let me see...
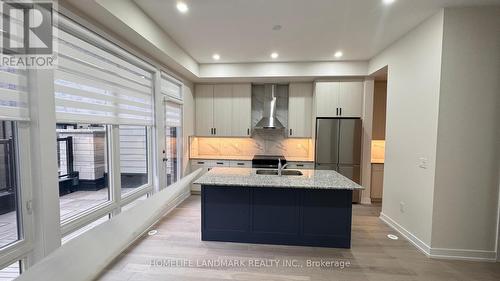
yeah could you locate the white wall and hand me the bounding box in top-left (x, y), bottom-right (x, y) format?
top-left (369, 11), bottom-right (444, 246)
top-left (182, 84), bottom-right (195, 176)
top-left (431, 7), bottom-right (500, 255)
top-left (199, 61), bottom-right (368, 80)
top-left (361, 80), bottom-right (374, 204)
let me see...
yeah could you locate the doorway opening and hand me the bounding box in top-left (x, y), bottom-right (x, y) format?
top-left (369, 67), bottom-right (388, 207)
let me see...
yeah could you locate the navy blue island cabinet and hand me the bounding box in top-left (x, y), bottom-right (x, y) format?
top-left (201, 185), bottom-right (353, 248)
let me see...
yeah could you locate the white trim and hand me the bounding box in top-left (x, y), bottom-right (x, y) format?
top-left (61, 202), bottom-right (118, 237)
top-left (27, 69), bottom-right (62, 263)
top-left (153, 70), bottom-right (165, 192)
top-left (120, 186), bottom-right (153, 207)
top-left (429, 248), bottom-right (497, 262)
top-left (379, 212), bottom-right (431, 255)
top-left (380, 213), bottom-right (498, 262)
top-left (109, 125), bottom-right (121, 217)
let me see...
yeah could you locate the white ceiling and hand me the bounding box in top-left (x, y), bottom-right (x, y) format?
top-left (133, 0), bottom-right (500, 64)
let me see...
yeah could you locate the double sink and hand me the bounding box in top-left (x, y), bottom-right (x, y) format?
top-left (255, 169), bottom-right (303, 176)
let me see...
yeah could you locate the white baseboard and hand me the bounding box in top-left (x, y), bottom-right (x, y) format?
top-left (379, 212), bottom-right (498, 262)
top-left (379, 212), bottom-right (431, 255)
top-left (429, 248), bottom-right (497, 262)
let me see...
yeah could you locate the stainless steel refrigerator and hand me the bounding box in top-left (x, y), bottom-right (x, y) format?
top-left (315, 118), bottom-right (362, 203)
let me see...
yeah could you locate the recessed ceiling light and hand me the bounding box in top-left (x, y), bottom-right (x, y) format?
top-left (212, 53), bottom-right (220, 61)
top-left (176, 2), bottom-right (188, 13)
top-left (270, 52), bottom-right (279, 59)
top-left (334, 51), bottom-right (343, 58)
top-left (383, 0), bottom-right (396, 5)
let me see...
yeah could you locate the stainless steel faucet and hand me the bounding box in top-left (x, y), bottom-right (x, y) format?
top-left (277, 159), bottom-right (289, 176)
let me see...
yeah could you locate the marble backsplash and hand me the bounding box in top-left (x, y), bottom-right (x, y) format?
top-left (190, 130), bottom-right (313, 160)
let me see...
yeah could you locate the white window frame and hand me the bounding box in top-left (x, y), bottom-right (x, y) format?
top-left (0, 122), bottom-right (34, 271)
top-left (56, 15), bottom-right (157, 237)
top-left (161, 72), bottom-right (184, 188)
top-left (0, 4), bottom-right (193, 271)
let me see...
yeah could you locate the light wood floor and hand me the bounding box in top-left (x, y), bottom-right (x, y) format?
top-left (97, 195), bottom-right (500, 281)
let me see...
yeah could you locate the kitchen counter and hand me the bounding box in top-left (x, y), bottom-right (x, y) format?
top-left (190, 156), bottom-right (314, 162)
top-left (195, 167), bottom-right (363, 190)
top-left (199, 167), bottom-right (360, 248)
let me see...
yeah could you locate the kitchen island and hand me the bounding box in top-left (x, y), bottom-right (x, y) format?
top-left (194, 167), bottom-right (364, 248)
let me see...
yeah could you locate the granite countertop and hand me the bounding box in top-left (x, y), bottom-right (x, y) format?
top-left (194, 167), bottom-right (364, 190)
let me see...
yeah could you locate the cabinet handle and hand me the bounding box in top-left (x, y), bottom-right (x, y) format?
top-left (216, 162), bottom-right (224, 165)
top-left (289, 128), bottom-right (293, 136)
top-left (214, 128), bottom-right (216, 135)
top-left (197, 161), bottom-right (205, 164)
top-left (237, 163), bottom-right (244, 166)
top-left (336, 108), bottom-right (339, 116)
top-left (340, 108), bottom-right (342, 116)
top-left (247, 128), bottom-right (250, 135)
top-left (297, 164), bottom-right (304, 167)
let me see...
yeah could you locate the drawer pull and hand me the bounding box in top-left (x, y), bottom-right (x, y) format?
top-left (216, 162), bottom-right (224, 165)
top-left (237, 163), bottom-right (245, 166)
top-left (297, 164), bottom-right (304, 167)
top-left (197, 161), bottom-right (205, 164)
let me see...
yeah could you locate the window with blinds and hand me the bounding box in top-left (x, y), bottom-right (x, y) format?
top-left (161, 73), bottom-right (182, 100)
top-left (0, 6), bottom-right (29, 121)
top-left (54, 17), bottom-right (154, 126)
top-left (0, 67), bottom-right (28, 121)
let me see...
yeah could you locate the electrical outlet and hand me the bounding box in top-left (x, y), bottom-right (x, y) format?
top-left (418, 157), bottom-right (428, 169)
top-left (400, 201), bottom-right (405, 213)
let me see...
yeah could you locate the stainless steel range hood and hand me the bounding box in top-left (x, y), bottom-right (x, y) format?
top-left (254, 84), bottom-right (285, 130)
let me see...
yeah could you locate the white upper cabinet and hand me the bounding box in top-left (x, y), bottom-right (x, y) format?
top-left (195, 84), bottom-right (214, 136)
top-left (339, 82), bottom-right (363, 117)
top-left (288, 83), bottom-right (313, 138)
top-left (213, 84), bottom-right (233, 136)
top-left (315, 82), bottom-right (340, 117)
top-left (315, 81), bottom-right (363, 118)
top-left (195, 83), bottom-right (252, 137)
top-left (231, 84), bottom-right (252, 137)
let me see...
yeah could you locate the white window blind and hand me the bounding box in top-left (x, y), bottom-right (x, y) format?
top-left (161, 73), bottom-right (182, 100)
top-left (54, 17), bottom-right (154, 125)
top-left (0, 6), bottom-right (29, 121)
top-left (0, 67), bottom-right (28, 121)
top-left (165, 102), bottom-right (182, 127)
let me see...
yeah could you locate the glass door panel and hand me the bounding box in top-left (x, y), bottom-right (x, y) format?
top-left (165, 102), bottom-right (182, 187)
top-left (0, 121), bottom-right (21, 249)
